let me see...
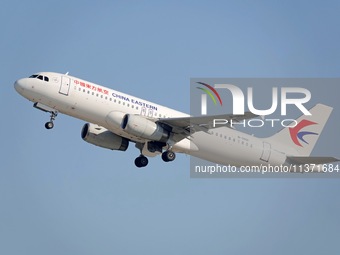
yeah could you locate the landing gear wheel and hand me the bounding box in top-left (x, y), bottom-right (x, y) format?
top-left (162, 151), bottom-right (176, 162)
top-left (45, 121), bottom-right (54, 129)
top-left (135, 156), bottom-right (149, 168)
top-left (45, 111), bottom-right (58, 130)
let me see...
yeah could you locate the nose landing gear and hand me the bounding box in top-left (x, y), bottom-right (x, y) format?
top-left (33, 103), bottom-right (58, 130)
top-left (44, 111), bottom-right (58, 129)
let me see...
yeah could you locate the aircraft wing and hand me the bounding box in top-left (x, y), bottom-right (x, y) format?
top-left (157, 112), bottom-right (258, 142)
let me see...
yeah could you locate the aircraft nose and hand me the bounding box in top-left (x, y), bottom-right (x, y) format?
top-left (14, 78), bottom-right (25, 94)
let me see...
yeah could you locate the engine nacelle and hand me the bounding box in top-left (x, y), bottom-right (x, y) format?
top-left (121, 114), bottom-right (170, 142)
top-left (81, 123), bottom-right (129, 151)
top-left (105, 111), bottom-right (126, 130)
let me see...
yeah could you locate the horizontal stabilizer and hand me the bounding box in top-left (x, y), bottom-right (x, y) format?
top-left (287, 156), bottom-right (340, 165)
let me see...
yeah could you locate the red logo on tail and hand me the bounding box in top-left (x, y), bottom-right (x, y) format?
top-left (289, 120), bottom-right (318, 147)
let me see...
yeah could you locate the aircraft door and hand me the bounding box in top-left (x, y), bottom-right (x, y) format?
top-left (140, 107), bottom-right (146, 116)
top-left (260, 142), bottom-right (271, 162)
top-left (59, 76), bottom-right (71, 95)
top-left (147, 108), bottom-right (153, 117)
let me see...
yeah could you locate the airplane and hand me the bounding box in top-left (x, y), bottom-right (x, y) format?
top-left (14, 72), bottom-right (339, 170)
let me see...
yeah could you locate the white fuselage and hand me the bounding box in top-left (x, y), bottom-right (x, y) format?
top-left (14, 72), bottom-right (292, 166)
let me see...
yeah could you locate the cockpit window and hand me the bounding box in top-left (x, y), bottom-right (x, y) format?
top-left (28, 74), bottom-right (49, 82)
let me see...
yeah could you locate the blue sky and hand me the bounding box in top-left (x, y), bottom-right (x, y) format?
top-left (1, 1), bottom-right (340, 254)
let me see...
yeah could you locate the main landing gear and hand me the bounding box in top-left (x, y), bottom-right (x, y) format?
top-left (135, 155), bottom-right (149, 168)
top-left (162, 150), bottom-right (176, 162)
top-left (134, 150), bottom-right (176, 168)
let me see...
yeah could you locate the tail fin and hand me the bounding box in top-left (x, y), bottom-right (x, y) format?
top-left (268, 104), bottom-right (333, 156)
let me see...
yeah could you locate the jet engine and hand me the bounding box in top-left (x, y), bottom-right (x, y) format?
top-left (105, 111), bottom-right (126, 130)
top-left (121, 114), bottom-right (170, 142)
top-left (81, 123), bottom-right (129, 151)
